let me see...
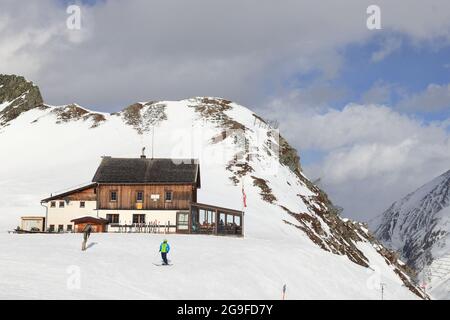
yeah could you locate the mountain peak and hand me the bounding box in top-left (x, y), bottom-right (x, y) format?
top-left (0, 75), bottom-right (427, 299)
top-left (373, 169), bottom-right (450, 286)
top-left (0, 74), bottom-right (44, 126)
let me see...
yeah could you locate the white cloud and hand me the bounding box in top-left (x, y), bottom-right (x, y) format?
top-left (262, 100), bottom-right (450, 221)
top-left (397, 83), bottom-right (450, 112)
top-left (361, 81), bottom-right (396, 105)
top-left (371, 37), bottom-right (402, 62)
top-left (277, 104), bottom-right (445, 150)
top-left (266, 82), bottom-right (348, 114)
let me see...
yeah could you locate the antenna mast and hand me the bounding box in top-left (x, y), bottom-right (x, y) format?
top-left (151, 126), bottom-right (155, 159)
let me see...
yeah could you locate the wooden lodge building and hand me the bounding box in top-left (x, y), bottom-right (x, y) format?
top-left (40, 155), bottom-right (243, 236)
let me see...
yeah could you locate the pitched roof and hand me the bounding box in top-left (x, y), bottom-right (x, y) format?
top-left (71, 216), bottom-right (108, 224)
top-left (92, 157), bottom-right (200, 186)
top-left (41, 183), bottom-right (97, 203)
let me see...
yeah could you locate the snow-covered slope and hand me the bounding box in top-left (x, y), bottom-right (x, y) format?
top-left (372, 170), bottom-right (450, 299)
top-left (0, 74), bottom-right (425, 299)
top-left (0, 233), bottom-right (418, 300)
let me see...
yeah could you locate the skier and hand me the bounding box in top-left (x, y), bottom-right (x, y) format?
top-left (82, 224), bottom-right (93, 251)
top-left (159, 239), bottom-right (170, 265)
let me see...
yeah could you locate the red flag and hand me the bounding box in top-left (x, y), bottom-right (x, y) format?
top-left (242, 183), bottom-right (247, 208)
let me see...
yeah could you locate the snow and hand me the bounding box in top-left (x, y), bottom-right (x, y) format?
top-left (422, 252), bottom-right (450, 300)
top-left (372, 170), bottom-right (450, 299)
top-left (0, 233), bottom-right (419, 300)
top-left (0, 98), bottom-right (422, 299)
top-left (0, 100), bottom-right (11, 113)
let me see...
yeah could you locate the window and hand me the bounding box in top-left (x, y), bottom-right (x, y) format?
top-left (132, 214), bottom-right (146, 224)
top-left (59, 201), bottom-right (65, 208)
top-left (110, 191), bottom-right (117, 202)
top-left (199, 209), bottom-right (215, 225)
top-left (199, 209), bottom-right (207, 225)
top-left (80, 201), bottom-right (85, 208)
top-left (106, 214), bottom-right (119, 224)
top-left (177, 212), bottom-right (189, 231)
top-left (165, 191), bottom-right (173, 202)
top-left (50, 201), bottom-right (56, 208)
top-left (58, 224), bottom-right (64, 232)
top-left (136, 191), bottom-right (144, 202)
top-left (49, 225), bottom-right (55, 232)
top-left (208, 210), bottom-right (215, 224)
top-left (67, 225), bottom-right (73, 232)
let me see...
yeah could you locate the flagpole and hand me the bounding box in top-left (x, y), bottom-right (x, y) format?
top-left (241, 178), bottom-right (246, 235)
top-left (241, 178), bottom-right (244, 213)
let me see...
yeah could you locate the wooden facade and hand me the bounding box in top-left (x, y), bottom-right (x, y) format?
top-left (42, 183), bottom-right (97, 202)
top-left (97, 184), bottom-right (197, 210)
top-left (71, 216), bottom-right (108, 233)
top-left (64, 187), bottom-right (97, 201)
top-left (74, 222), bottom-right (106, 233)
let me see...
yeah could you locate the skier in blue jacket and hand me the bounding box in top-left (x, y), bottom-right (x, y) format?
top-left (159, 239), bottom-right (170, 265)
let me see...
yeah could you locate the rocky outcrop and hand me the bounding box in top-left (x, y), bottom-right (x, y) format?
top-left (189, 97), bottom-right (245, 131)
top-left (279, 134), bottom-right (302, 174)
top-left (121, 102), bottom-right (167, 134)
top-left (251, 176), bottom-right (277, 204)
top-left (0, 74), bottom-right (44, 125)
top-left (51, 104), bottom-right (106, 128)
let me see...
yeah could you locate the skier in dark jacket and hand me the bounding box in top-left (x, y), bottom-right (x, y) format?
top-left (83, 224), bottom-right (93, 242)
top-left (159, 239), bottom-right (170, 265)
top-left (82, 224), bottom-right (93, 251)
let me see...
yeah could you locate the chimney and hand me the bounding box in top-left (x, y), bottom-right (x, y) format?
top-left (141, 147), bottom-right (146, 159)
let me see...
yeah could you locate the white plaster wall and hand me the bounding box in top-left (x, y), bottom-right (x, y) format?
top-left (46, 201), bottom-right (186, 233)
top-left (97, 210), bottom-right (183, 233)
top-left (46, 200), bottom-right (97, 231)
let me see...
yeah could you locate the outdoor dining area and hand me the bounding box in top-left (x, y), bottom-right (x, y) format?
top-left (187, 202), bottom-right (244, 236)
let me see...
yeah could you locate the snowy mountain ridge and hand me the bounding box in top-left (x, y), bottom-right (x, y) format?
top-left (372, 170), bottom-right (450, 299)
top-left (0, 74), bottom-right (425, 299)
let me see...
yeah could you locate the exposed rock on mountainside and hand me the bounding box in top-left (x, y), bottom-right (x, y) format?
top-left (52, 104), bottom-right (106, 128)
top-left (121, 102), bottom-right (167, 134)
top-left (0, 75), bottom-right (44, 125)
top-left (372, 170), bottom-right (450, 298)
top-left (373, 170), bottom-right (450, 271)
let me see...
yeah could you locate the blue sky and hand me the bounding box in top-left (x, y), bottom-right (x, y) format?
top-left (294, 33), bottom-right (449, 119)
top-left (287, 33), bottom-right (450, 166)
top-left (341, 36), bottom-right (450, 95)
